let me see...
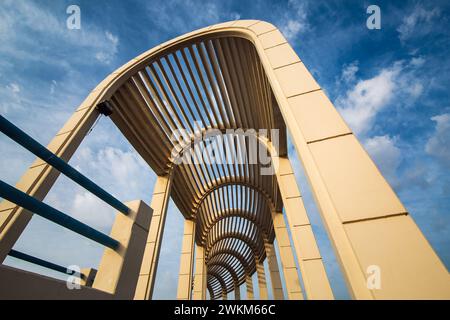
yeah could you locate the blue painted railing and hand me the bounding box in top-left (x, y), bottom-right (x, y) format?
top-left (0, 113), bottom-right (125, 272)
top-left (0, 114), bottom-right (129, 215)
top-left (0, 180), bottom-right (119, 249)
top-left (8, 249), bottom-right (86, 279)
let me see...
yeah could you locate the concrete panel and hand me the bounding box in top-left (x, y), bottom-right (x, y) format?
top-left (258, 29), bottom-right (287, 49)
top-left (274, 62), bottom-right (320, 98)
top-left (265, 43), bottom-right (300, 69)
top-left (344, 215), bottom-right (450, 299)
top-left (309, 134), bottom-right (406, 222)
top-left (288, 90), bottom-right (351, 143)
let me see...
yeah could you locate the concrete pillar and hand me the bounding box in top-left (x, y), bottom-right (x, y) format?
top-left (192, 244), bottom-right (207, 300)
top-left (0, 104), bottom-right (100, 262)
top-left (135, 175), bottom-right (172, 300)
top-left (222, 290), bottom-right (227, 300)
top-left (246, 274), bottom-right (254, 300)
top-left (264, 240), bottom-right (284, 300)
top-left (93, 200), bottom-right (152, 299)
top-left (262, 41), bottom-right (450, 298)
top-left (274, 156), bottom-right (333, 299)
top-left (176, 219), bottom-right (196, 300)
top-left (256, 260), bottom-right (268, 300)
top-left (272, 211), bottom-right (304, 300)
top-left (234, 283), bottom-right (241, 300)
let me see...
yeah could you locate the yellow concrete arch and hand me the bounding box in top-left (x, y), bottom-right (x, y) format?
top-left (1, 19), bottom-right (448, 300)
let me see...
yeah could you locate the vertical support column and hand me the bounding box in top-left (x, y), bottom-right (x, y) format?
top-left (135, 175), bottom-right (172, 300)
top-left (256, 260), bottom-right (268, 300)
top-left (222, 290), bottom-right (227, 300)
top-left (176, 219), bottom-right (196, 300)
top-left (260, 39), bottom-right (450, 298)
top-left (272, 211), bottom-right (304, 300)
top-left (93, 200), bottom-right (153, 299)
top-left (246, 274), bottom-right (254, 300)
top-left (192, 244), bottom-right (207, 300)
top-left (234, 283), bottom-right (241, 300)
top-left (0, 103), bottom-right (99, 262)
top-left (275, 156), bottom-right (333, 299)
top-left (264, 240), bottom-right (284, 300)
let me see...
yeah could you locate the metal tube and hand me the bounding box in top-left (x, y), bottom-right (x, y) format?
top-left (0, 180), bottom-right (119, 250)
top-left (8, 249), bottom-right (86, 279)
top-left (0, 114), bottom-right (129, 215)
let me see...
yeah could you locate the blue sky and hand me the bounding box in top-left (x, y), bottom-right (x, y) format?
top-left (0, 0), bottom-right (449, 299)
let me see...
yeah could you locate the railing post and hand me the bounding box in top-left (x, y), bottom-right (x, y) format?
top-left (92, 200), bottom-right (152, 299)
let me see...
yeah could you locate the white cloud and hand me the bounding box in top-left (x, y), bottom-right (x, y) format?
top-left (340, 61), bottom-right (359, 83)
top-left (71, 192), bottom-right (115, 231)
top-left (337, 58), bottom-right (427, 136)
top-left (426, 113), bottom-right (450, 168)
top-left (0, 0), bottom-right (120, 67)
top-left (410, 56), bottom-right (425, 67)
top-left (106, 31), bottom-right (119, 45)
top-left (279, 0), bottom-right (309, 42)
top-left (146, 0), bottom-right (240, 35)
top-left (397, 6), bottom-right (440, 42)
top-left (95, 31), bottom-right (120, 64)
top-left (0, 83), bottom-right (25, 114)
top-left (406, 82), bottom-right (424, 98)
top-left (72, 145), bottom-right (154, 202)
top-left (50, 80), bottom-right (57, 94)
top-left (335, 58), bottom-right (431, 186)
top-left (337, 65), bottom-right (399, 135)
top-left (230, 12), bottom-right (241, 20)
top-left (7, 82), bottom-right (21, 93)
top-left (364, 135), bottom-right (402, 185)
top-left (334, 58), bottom-right (431, 187)
top-left (281, 20), bottom-right (303, 42)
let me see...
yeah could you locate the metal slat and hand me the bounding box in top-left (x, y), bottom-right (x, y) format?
top-left (102, 36), bottom-right (283, 290)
